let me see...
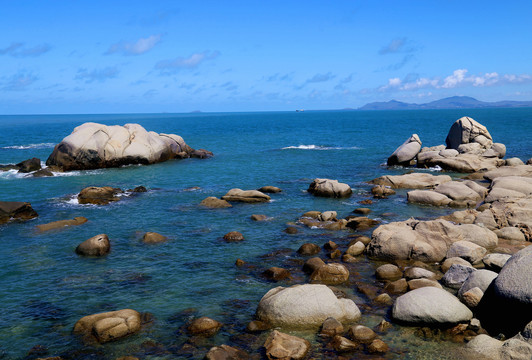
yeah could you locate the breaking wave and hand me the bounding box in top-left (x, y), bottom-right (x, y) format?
top-left (282, 144), bottom-right (361, 150)
top-left (1, 142), bottom-right (55, 150)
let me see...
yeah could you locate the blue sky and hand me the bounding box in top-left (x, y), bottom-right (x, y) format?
top-left (1, 0), bottom-right (531, 114)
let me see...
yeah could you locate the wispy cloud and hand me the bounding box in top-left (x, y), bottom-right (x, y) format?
top-left (155, 51), bottom-right (220, 74)
top-left (379, 37), bottom-right (420, 55)
top-left (306, 72), bottom-right (335, 83)
top-left (75, 67), bottom-right (119, 83)
top-left (379, 37), bottom-right (420, 70)
top-left (379, 69), bottom-right (532, 92)
top-left (106, 35), bottom-right (162, 56)
top-left (0, 42), bottom-right (51, 57)
top-left (335, 74), bottom-right (353, 90)
top-left (265, 72), bottom-right (294, 82)
top-left (1, 71), bottom-right (38, 91)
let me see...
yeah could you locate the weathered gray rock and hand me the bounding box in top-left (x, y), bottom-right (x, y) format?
top-left (493, 246), bottom-right (532, 305)
top-left (392, 287), bottom-right (473, 324)
top-left (483, 143), bottom-right (506, 159)
top-left (458, 269), bottom-right (498, 298)
top-left (371, 185), bottom-right (396, 198)
top-left (264, 330), bottom-right (310, 360)
top-left (423, 153), bottom-right (503, 173)
top-left (75, 234), bottom-right (110, 256)
top-left (482, 165), bottom-right (532, 181)
top-left (506, 158), bottom-right (525, 166)
top-left (439, 149), bottom-right (459, 158)
top-left (457, 224), bottom-right (498, 249)
top-left (441, 257), bottom-right (473, 273)
top-left (434, 181), bottom-right (483, 204)
top-left (46, 122), bottom-right (211, 171)
top-left (464, 334), bottom-right (503, 360)
top-left (483, 253), bottom-right (512, 272)
top-left (221, 189), bottom-right (270, 203)
top-left (494, 227), bottom-right (526, 242)
top-left (308, 178), bottom-right (352, 198)
top-left (500, 338), bottom-right (532, 360)
top-left (439, 209), bottom-right (478, 225)
top-left (486, 176), bottom-right (532, 203)
top-left (387, 134), bottom-right (422, 166)
top-left (256, 284), bottom-right (361, 328)
top-left (446, 240), bottom-right (487, 264)
top-left (442, 264), bottom-right (476, 289)
top-left (407, 190), bottom-right (452, 206)
top-left (370, 173), bottom-right (452, 189)
top-left (73, 309), bottom-right (141, 343)
top-left (445, 117), bottom-right (493, 150)
top-left (404, 267), bottom-right (436, 280)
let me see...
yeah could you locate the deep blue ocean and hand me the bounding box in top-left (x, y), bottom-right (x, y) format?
top-left (1, 109), bottom-right (531, 359)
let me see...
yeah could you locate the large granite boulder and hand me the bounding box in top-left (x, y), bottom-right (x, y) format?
top-left (445, 116), bottom-right (493, 150)
top-left (308, 178), bottom-right (352, 198)
top-left (367, 219), bottom-right (496, 262)
top-left (485, 176), bottom-right (532, 203)
top-left (0, 201), bottom-right (38, 224)
top-left (392, 287), bottom-right (473, 324)
top-left (482, 165), bottom-right (532, 181)
top-left (370, 173), bottom-right (452, 189)
top-left (387, 134), bottom-right (422, 166)
top-left (493, 246), bottom-right (532, 306)
top-left (256, 284), bottom-right (361, 328)
top-left (73, 309), bottom-right (141, 343)
top-left (221, 189), bottom-right (271, 203)
top-left (458, 269), bottom-right (498, 298)
top-left (46, 122), bottom-right (212, 171)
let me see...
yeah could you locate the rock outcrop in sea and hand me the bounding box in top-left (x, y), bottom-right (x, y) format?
top-left (46, 122), bottom-right (212, 171)
top-left (387, 116), bottom-right (507, 172)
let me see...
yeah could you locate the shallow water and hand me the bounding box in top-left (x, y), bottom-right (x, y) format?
top-left (1, 109), bottom-right (531, 359)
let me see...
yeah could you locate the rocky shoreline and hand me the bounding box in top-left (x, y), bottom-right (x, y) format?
top-left (2, 118), bottom-right (532, 359)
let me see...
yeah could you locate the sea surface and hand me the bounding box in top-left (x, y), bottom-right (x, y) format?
top-left (1, 109), bottom-right (531, 359)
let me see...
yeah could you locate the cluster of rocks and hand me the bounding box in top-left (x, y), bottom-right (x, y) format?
top-left (200, 187), bottom-right (280, 209)
top-left (387, 116), bottom-right (508, 172)
top-left (77, 185), bottom-right (146, 205)
top-left (0, 157), bottom-right (55, 177)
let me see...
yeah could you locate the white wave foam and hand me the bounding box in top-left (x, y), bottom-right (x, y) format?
top-left (282, 144), bottom-right (361, 150)
top-left (2, 142), bottom-right (55, 150)
top-left (0, 169), bottom-right (23, 180)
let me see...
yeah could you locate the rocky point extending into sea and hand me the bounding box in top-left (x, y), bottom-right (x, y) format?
top-left (1, 116), bottom-right (532, 359)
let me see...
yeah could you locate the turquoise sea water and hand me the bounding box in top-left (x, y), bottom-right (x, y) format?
top-left (1, 109), bottom-right (531, 359)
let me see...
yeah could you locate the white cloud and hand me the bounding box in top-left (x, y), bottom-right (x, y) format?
top-left (0, 42), bottom-right (51, 57)
top-left (1, 71), bottom-right (38, 91)
top-left (380, 69), bottom-right (532, 92)
top-left (106, 35), bottom-right (162, 56)
top-left (155, 51), bottom-right (220, 73)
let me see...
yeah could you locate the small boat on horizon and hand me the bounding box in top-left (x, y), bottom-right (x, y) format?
top-left (296, 109), bottom-right (304, 112)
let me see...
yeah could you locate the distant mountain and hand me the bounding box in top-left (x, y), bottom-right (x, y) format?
top-left (359, 96), bottom-right (532, 110)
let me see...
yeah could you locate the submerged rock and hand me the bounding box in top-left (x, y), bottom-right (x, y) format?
top-left (73, 309), bottom-right (141, 343)
top-left (36, 217), bottom-right (88, 232)
top-left (0, 201), bottom-right (38, 224)
top-left (200, 197), bottom-right (232, 208)
top-left (205, 345), bottom-right (249, 360)
top-left (46, 122), bottom-right (212, 171)
top-left (256, 284), bottom-right (361, 328)
top-left (142, 232), bottom-right (167, 244)
top-left (187, 316), bottom-right (222, 336)
top-left (264, 330), bottom-right (310, 360)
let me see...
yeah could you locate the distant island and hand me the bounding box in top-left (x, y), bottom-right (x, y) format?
top-left (359, 96), bottom-right (532, 110)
